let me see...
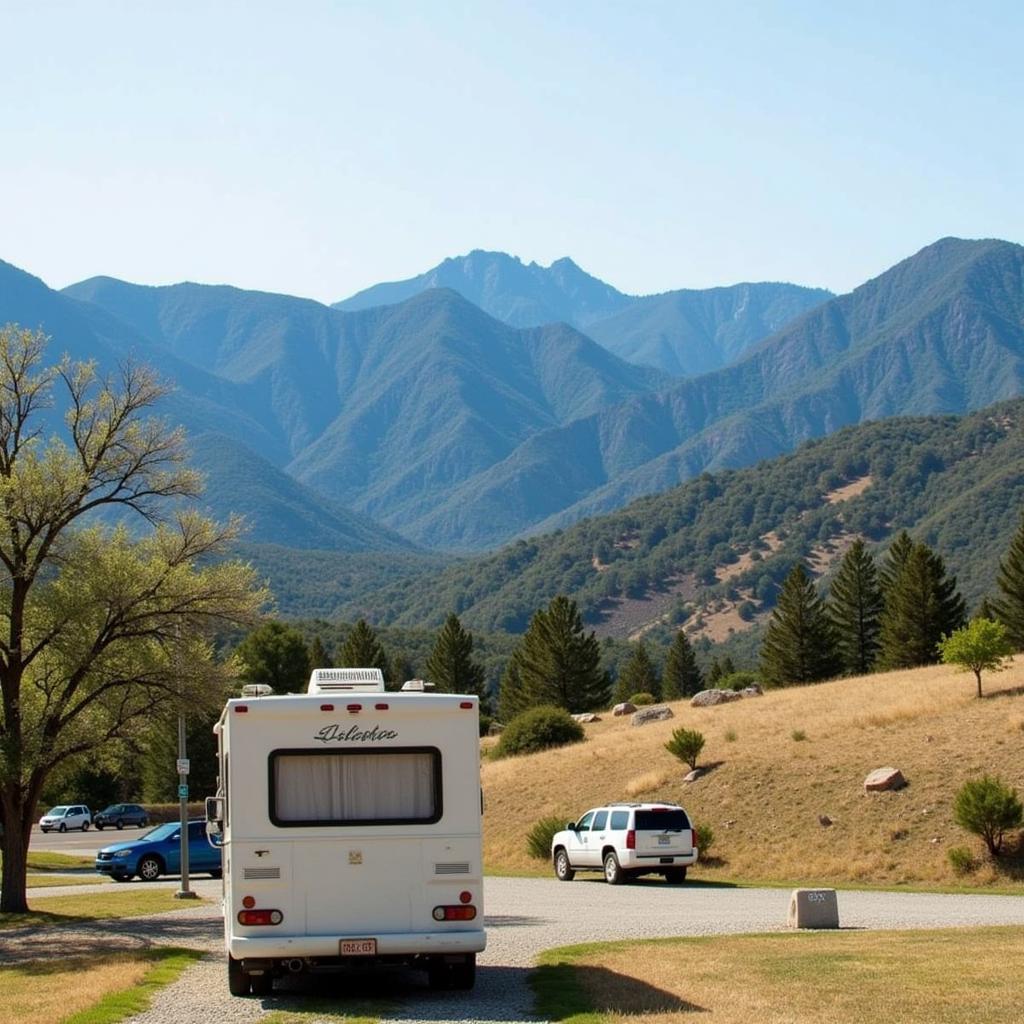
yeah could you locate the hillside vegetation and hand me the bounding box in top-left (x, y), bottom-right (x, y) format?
top-left (481, 660), bottom-right (1024, 887)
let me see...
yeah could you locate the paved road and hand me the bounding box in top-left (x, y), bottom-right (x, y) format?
top-left (7, 875), bottom-right (1024, 1023)
top-left (30, 823), bottom-right (159, 856)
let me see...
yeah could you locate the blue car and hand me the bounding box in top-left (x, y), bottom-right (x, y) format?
top-left (95, 820), bottom-right (222, 882)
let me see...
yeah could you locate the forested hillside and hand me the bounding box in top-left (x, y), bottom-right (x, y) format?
top-left (319, 399), bottom-right (1024, 635)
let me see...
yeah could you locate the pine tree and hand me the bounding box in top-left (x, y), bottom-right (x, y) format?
top-left (497, 654), bottom-right (528, 723)
top-left (338, 619), bottom-right (389, 676)
top-left (760, 563), bottom-right (840, 686)
top-left (878, 543), bottom-right (966, 669)
top-left (613, 642), bottom-right (661, 703)
top-left (425, 613), bottom-right (486, 697)
top-left (509, 595), bottom-right (609, 713)
top-left (993, 514), bottom-right (1024, 650)
top-left (828, 538), bottom-right (884, 675)
top-left (388, 652), bottom-right (414, 691)
top-left (309, 635), bottom-right (332, 670)
top-left (662, 630), bottom-right (704, 699)
top-left (879, 530), bottom-right (914, 597)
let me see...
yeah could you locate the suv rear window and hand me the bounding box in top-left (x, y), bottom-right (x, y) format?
top-left (635, 809), bottom-right (690, 830)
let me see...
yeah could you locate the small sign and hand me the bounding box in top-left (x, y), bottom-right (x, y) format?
top-left (176, 758), bottom-right (190, 775)
top-left (348, 850), bottom-right (363, 865)
top-left (178, 784), bottom-right (189, 799)
top-left (340, 938), bottom-right (376, 956)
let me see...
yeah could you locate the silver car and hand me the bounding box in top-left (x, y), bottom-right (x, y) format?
top-left (39, 804), bottom-right (92, 833)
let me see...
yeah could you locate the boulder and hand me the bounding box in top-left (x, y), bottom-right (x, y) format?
top-left (684, 768), bottom-right (705, 783)
top-left (864, 767), bottom-right (906, 792)
top-left (612, 702), bottom-right (636, 716)
top-left (818, 814), bottom-right (833, 827)
top-left (690, 688), bottom-right (743, 707)
top-left (739, 685), bottom-right (763, 698)
top-left (631, 704), bottom-right (674, 727)
top-left (788, 888), bottom-right (839, 929)
top-left (572, 713), bottom-right (601, 724)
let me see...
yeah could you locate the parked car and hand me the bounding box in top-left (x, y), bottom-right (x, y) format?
top-left (94, 803), bottom-right (149, 830)
top-left (550, 802), bottom-right (698, 884)
top-left (39, 805), bottom-right (92, 833)
top-left (95, 820), bottom-right (222, 882)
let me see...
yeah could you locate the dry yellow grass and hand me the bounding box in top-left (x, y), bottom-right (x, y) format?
top-left (483, 660), bottom-right (1024, 886)
top-left (624, 770), bottom-right (668, 797)
top-left (545, 926), bottom-right (1023, 1024)
top-left (0, 954), bottom-right (150, 1024)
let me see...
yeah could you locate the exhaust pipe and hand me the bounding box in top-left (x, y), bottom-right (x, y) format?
top-left (286, 958), bottom-right (304, 973)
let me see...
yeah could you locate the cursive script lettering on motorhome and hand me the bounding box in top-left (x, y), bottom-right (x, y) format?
top-left (314, 723), bottom-right (400, 744)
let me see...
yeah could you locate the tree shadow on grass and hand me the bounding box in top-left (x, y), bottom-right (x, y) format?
top-left (532, 961), bottom-right (707, 1018)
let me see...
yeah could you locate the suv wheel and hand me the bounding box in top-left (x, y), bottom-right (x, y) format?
top-left (603, 850), bottom-right (625, 885)
top-left (58, 821), bottom-right (67, 833)
top-left (82, 821), bottom-right (90, 831)
top-left (553, 848), bottom-right (575, 881)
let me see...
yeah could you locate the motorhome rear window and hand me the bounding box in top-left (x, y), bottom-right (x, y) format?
top-left (635, 809), bottom-right (690, 831)
top-left (269, 747), bottom-right (442, 826)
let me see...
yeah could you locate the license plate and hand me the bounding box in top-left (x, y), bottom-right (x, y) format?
top-left (340, 939), bottom-right (377, 956)
top-left (658, 835), bottom-right (671, 846)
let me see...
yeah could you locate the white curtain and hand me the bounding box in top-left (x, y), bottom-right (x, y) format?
top-left (274, 752), bottom-right (436, 823)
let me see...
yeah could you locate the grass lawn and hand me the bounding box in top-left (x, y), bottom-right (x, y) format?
top-left (533, 926), bottom-right (1024, 1024)
top-left (0, 851), bottom-right (96, 872)
top-left (0, 889), bottom-right (205, 929)
top-left (0, 947), bottom-right (202, 1024)
top-left (28, 873), bottom-right (108, 888)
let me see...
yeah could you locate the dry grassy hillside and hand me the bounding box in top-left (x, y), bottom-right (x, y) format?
top-left (481, 660), bottom-right (1024, 887)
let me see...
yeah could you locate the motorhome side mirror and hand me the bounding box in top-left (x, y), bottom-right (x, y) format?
top-left (205, 796), bottom-right (224, 841)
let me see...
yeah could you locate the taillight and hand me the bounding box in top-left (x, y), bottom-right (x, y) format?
top-left (626, 829), bottom-right (636, 850)
top-left (234, 705), bottom-right (248, 713)
top-left (375, 703), bottom-right (389, 710)
top-left (238, 909), bottom-right (283, 926)
top-left (432, 905), bottom-right (477, 921)
top-left (459, 701), bottom-right (473, 709)
top-left (320, 704), bottom-right (334, 711)
top-left (347, 704), bottom-right (361, 713)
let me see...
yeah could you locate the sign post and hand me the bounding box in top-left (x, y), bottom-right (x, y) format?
top-left (174, 714), bottom-right (198, 900)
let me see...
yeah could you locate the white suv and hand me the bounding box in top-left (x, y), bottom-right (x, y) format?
top-left (39, 805), bottom-right (92, 833)
top-left (551, 802), bottom-right (698, 884)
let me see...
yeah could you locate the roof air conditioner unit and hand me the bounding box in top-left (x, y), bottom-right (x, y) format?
top-left (308, 668), bottom-right (386, 694)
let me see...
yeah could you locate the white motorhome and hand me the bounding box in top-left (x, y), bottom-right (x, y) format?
top-left (206, 668), bottom-right (485, 997)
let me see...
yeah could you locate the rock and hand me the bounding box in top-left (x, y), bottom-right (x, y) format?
top-left (631, 704), bottom-right (674, 726)
top-left (487, 721), bottom-right (504, 736)
top-left (690, 688), bottom-right (743, 707)
top-left (683, 768), bottom-right (705, 783)
top-left (612, 702), bottom-right (636, 716)
top-left (818, 815), bottom-right (833, 827)
top-left (788, 888), bottom-right (839, 929)
top-left (864, 767), bottom-right (906, 792)
top-left (572, 713), bottom-right (601, 723)
top-left (740, 685), bottom-right (763, 697)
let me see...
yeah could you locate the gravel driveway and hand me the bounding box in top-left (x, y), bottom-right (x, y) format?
top-left (5, 876), bottom-right (1024, 1023)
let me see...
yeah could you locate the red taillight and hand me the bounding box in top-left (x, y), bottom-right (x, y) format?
top-left (459, 701), bottom-right (473, 709)
top-left (235, 705), bottom-right (248, 713)
top-left (347, 704), bottom-right (362, 713)
top-left (432, 905), bottom-right (477, 921)
top-left (238, 909), bottom-right (283, 926)
top-left (320, 704), bottom-right (334, 711)
top-left (375, 703), bottom-right (389, 710)
top-left (626, 829), bottom-right (636, 850)
top-left (459, 890), bottom-right (472, 904)
top-left (242, 895), bottom-right (255, 909)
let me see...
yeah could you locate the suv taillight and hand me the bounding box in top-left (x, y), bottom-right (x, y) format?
top-left (626, 829), bottom-right (635, 850)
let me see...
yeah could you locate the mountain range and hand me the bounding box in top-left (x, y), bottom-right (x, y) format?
top-left (0, 236), bottom-right (1021, 560)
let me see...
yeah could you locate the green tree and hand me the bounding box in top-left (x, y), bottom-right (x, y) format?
top-left (664, 727), bottom-right (706, 770)
top-left (388, 652), bottom-right (414, 691)
top-left (235, 621), bottom-right (311, 694)
top-left (0, 326), bottom-right (265, 913)
top-left (953, 775), bottom-right (1023, 857)
top-left (760, 563), bottom-right (839, 686)
top-left (662, 630), bottom-right (703, 699)
top-left (308, 635), bottom-right (332, 670)
top-left (613, 641), bottom-right (661, 703)
top-left (878, 530), bottom-right (914, 596)
top-left (878, 543), bottom-right (966, 669)
top-left (828, 538), bottom-right (884, 675)
top-left (497, 653), bottom-right (528, 723)
top-left (338, 619), bottom-right (389, 676)
top-left (505, 595), bottom-right (608, 714)
top-left (938, 618), bottom-right (1015, 698)
top-left (993, 514), bottom-right (1024, 650)
top-left (424, 613), bottom-right (485, 697)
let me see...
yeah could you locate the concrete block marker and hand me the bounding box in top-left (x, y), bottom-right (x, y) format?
top-left (788, 888), bottom-right (840, 929)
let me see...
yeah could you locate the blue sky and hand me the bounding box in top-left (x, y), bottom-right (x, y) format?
top-left (2, 1), bottom-right (1021, 303)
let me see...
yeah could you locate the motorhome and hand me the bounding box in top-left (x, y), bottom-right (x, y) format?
top-left (206, 668), bottom-right (485, 996)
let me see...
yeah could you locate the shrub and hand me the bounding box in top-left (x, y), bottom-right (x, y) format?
top-left (724, 728), bottom-right (737, 743)
top-left (629, 692), bottom-right (656, 706)
top-left (494, 705), bottom-right (585, 758)
top-left (953, 775), bottom-right (1024, 856)
top-left (791, 729), bottom-right (807, 742)
top-left (947, 845), bottom-right (976, 876)
top-left (694, 822), bottom-right (715, 858)
top-left (720, 670), bottom-right (759, 691)
top-left (665, 727), bottom-right (706, 770)
top-left (526, 816), bottom-right (569, 860)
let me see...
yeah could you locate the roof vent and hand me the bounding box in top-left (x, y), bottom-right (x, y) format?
top-left (308, 668), bottom-right (385, 694)
top-left (400, 679), bottom-right (436, 692)
top-left (241, 684), bottom-right (274, 697)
